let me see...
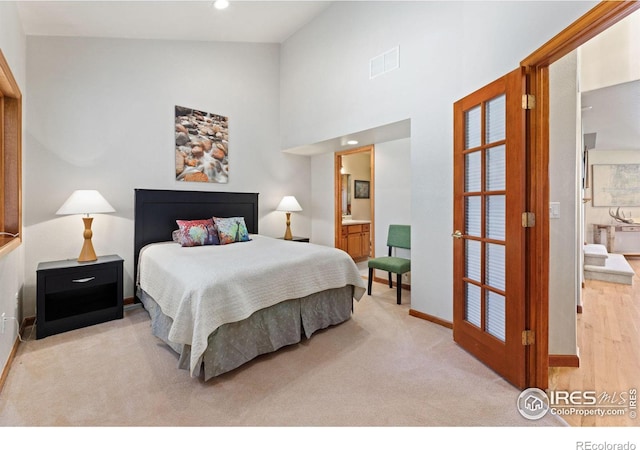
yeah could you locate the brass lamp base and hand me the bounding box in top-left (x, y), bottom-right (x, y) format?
top-left (78, 217), bottom-right (98, 262)
top-left (283, 212), bottom-right (293, 240)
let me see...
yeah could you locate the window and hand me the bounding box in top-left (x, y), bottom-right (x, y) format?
top-left (0, 49), bottom-right (22, 257)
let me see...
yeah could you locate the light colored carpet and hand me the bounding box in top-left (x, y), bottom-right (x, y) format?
top-left (0, 282), bottom-right (566, 427)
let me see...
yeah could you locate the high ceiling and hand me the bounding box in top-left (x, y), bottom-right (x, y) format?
top-left (579, 8), bottom-right (640, 152)
top-left (582, 80), bottom-right (640, 151)
top-left (16, 1), bottom-right (333, 44)
top-left (14, 1), bottom-right (639, 154)
top-left (14, 0), bottom-right (408, 154)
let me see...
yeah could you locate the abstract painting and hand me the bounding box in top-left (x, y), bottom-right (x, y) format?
top-left (354, 180), bottom-right (370, 199)
top-left (175, 105), bottom-right (228, 183)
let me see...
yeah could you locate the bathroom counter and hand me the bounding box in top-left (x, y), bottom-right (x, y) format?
top-left (342, 219), bottom-right (371, 225)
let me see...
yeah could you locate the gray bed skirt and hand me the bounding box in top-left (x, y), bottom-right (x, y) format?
top-left (137, 285), bottom-right (355, 381)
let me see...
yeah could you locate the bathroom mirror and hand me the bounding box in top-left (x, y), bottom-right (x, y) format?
top-left (341, 174), bottom-right (351, 216)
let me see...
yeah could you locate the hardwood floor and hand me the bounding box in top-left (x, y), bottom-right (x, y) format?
top-left (548, 257), bottom-right (640, 427)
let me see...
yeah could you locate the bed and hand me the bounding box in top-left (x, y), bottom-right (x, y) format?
top-left (134, 188), bottom-right (366, 381)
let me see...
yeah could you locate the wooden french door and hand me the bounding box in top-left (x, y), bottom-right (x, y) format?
top-left (453, 68), bottom-right (528, 388)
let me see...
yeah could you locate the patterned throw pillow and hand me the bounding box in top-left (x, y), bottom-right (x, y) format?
top-left (213, 217), bottom-right (251, 244)
top-left (175, 219), bottom-right (220, 247)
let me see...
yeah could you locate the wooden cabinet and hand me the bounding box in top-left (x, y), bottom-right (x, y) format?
top-left (340, 223), bottom-right (370, 262)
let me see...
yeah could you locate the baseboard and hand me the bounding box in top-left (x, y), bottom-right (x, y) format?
top-left (0, 316), bottom-right (32, 395)
top-left (373, 276), bottom-right (411, 291)
top-left (0, 341), bottom-right (17, 395)
top-left (409, 309), bottom-right (453, 329)
top-left (549, 354), bottom-right (580, 368)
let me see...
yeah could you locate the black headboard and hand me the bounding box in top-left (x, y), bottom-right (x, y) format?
top-left (133, 189), bottom-right (259, 298)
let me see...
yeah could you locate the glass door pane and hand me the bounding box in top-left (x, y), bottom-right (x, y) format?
top-left (462, 92), bottom-right (507, 342)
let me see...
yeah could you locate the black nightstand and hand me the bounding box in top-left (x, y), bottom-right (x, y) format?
top-left (36, 255), bottom-right (124, 339)
top-left (278, 236), bottom-right (310, 243)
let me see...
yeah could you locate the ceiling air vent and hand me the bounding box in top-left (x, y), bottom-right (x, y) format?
top-left (370, 46), bottom-right (399, 79)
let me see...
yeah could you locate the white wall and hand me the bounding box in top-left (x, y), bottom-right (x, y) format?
top-left (310, 151), bottom-right (335, 247)
top-left (309, 138), bottom-right (411, 260)
top-left (579, 10), bottom-right (640, 92)
top-left (281, 0), bottom-right (596, 321)
top-left (0, 1), bottom-right (26, 371)
top-left (374, 138), bottom-right (411, 261)
top-left (23, 36), bottom-right (311, 314)
top-left (548, 51), bottom-right (580, 356)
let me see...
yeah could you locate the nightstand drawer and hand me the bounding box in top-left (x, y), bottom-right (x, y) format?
top-left (45, 266), bottom-right (117, 294)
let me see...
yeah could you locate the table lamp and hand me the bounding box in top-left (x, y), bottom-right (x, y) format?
top-left (56, 190), bottom-right (115, 262)
top-left (276, 196), bottom-right (302, 240)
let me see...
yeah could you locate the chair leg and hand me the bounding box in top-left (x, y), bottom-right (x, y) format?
top-left (368, 267), bottom-right (373, 295)
top-left (388, 272), bottom-right (392, 288)
top-left (396, 273), bottom-right (402, 304)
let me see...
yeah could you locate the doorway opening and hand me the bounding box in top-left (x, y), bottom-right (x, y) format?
top-left (334, 145), bottom-right (375, 273)
top-left (521, 0), bottom-right (640, 388)
top-left (546, 8), bottom-right (640, 416)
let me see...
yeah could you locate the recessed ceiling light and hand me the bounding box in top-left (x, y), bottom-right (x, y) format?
top-left (346, 140), bottom-right (358, 145)
top-left (214, 0), bottom-right (229, 10)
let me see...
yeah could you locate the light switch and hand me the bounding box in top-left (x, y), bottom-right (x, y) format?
top-left (550, 202), bottom-right (560, 219)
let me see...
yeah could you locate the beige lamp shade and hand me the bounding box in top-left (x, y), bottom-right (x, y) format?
top-left (276, 196), bottom-right (302, 240)
top-left (56, 190), bottom-right (115, 262)
top-left (276, 196), bottom-right (302, 213)
top-left (56, 190), bottom-right (115, 216)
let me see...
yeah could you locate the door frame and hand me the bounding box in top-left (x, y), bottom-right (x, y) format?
top-left (334, 145), bottom-right (375, 255)
top-left (522, 0), bottom-right (640, 388)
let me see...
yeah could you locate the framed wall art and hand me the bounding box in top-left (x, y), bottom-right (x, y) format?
top-left (592, 164), bottom-right (640, 206)
top-left (354, 180), bottom-right (370, 199)
top-left (175, 105), bottom-right (229, 183)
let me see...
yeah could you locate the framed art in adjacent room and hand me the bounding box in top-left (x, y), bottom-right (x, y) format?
top-left (592, 164), bottom-right (640, 206)
top-left (354, 180), bottom-right (370, 199)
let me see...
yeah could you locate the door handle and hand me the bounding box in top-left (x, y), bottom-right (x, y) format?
top-left (451, 230), bottom-right (463, 239)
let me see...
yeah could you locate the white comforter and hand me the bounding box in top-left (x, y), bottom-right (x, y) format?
top-left (138, 235), bottom-right (366, 376)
